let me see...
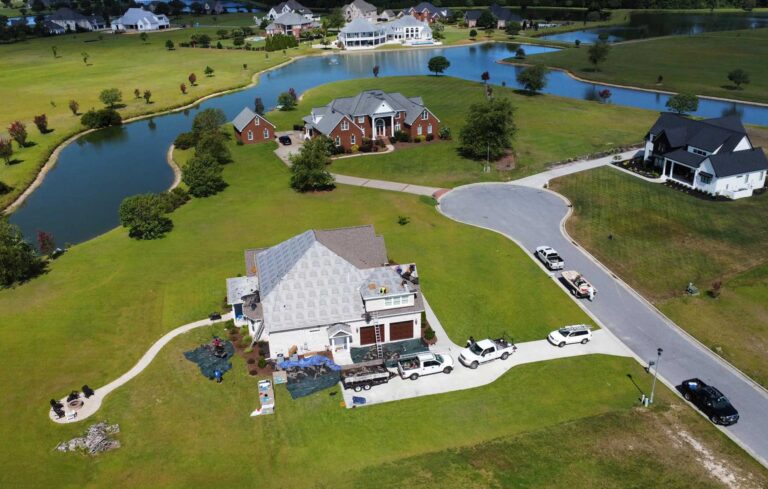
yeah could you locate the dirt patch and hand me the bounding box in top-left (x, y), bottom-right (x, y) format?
top-left (227, 329), bottom-right (273, 376)
top-left (495, 151), bottom-right (516, 172)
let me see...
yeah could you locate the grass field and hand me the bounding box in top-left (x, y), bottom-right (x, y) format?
top-left (0, 26), bottom-right (311, 210)
top-left (550, 167), bottom-right (768, 387)
top-left (266, 76), bottom-right (655, 188)
top-left (528, 28), bottom-right (768, 105)
top-left (0, 139), bottom-right (763, 488)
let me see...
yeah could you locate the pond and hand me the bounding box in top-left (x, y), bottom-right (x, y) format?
top-left (538, 12), bottom-right (768, 43)
top-left (10, 42), bottom-right (768, 246)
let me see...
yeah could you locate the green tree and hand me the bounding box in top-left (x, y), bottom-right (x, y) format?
top-left (428, 56), bottom-right (450, 76)
top-left (191, 108), bottom-right (226, 135)
top-left (195, 131), bottom-right (231, 164)
top-left (665, 92), bottom-right (699, 114)
top-left (165, 39), bottom-right (175, 50)
top-left (254, 97), bottom-right (265, 115)
top-left (99, 88), bottom-right (122, 108)
top-left (290, 137), bottom-right (335, 192)
top-left (469, 29), bottom-right (477, 39)
top-left (505, 21), bottom-right (520, 35)
top-left (0, 219), bottom-right (45, 287)
top-left (118, 193), bottom-right (174, 240)
top-left (278, 92), bottom-right (296, 110)
top-left (182, 154), bottom-right (227, 197)
top-left (0, 137), bottom-right (12, 165)
top-left (459, 97), bottom-right (516, 163)
top-left (515, 47), bottom-right (526, 59)
top-left (80, 108), bottom-right (122, 128)
top-left (326, 8), bottom-right (345, 29)
top-left (143, 89), bottom-right (152, 104)
top-left (204, 65), bottom-right (215, 76)
top-left (727, 68), bottom-right (750, 89)
top-left (139, 32), bottom-right (148, 42)
top-left (516, 64), bottom-right (548, 94)
top-left (587, 41), bottom-right (610, 71)
top-left (477, 9), bottom-right (495, 28)
top-left (68, 99), bottom-right (79, 115)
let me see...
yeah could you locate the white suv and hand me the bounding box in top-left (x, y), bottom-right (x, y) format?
top-left (548, 325), bottom-right (592, 347)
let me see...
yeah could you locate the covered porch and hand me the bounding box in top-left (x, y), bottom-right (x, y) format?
top-left (371, 113), bottom-right (396, 140)
top-left (663, 158), bottom-right (697, 187)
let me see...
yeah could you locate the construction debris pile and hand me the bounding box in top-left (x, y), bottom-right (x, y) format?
top-left (184, 337), bottom-right (235, 380)
top-left (56, 422), bottom-right (121, 455)
top-left (351, 338), bottom-right (428, 366)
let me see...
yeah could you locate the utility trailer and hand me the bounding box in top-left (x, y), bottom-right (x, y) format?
top-left (341, 365), bottom-right (395, 392)
top-left (561, 270), bottom-right (597, 300)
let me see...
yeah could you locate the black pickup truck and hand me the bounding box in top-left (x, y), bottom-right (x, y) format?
top-left (680, 378), bottom-right (739, 426)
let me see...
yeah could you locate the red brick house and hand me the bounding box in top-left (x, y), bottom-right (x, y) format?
top-left (233, 107), bottom-right (276, 144)
top-left (302, 90), bottom-right (440, 151)
top-left (400, 2), bottom-right (450, 23)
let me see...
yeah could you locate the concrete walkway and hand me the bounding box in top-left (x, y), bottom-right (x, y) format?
top-left (512, 148), bottom-right (642, 188)
top-left (332, 174), bottom-right (442, 197)
top-left (50, 313), bottom-right (233, 424)
top-left (342, 298), bottom-right (631, 407)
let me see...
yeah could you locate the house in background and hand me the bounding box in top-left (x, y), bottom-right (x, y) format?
top-left (343, 0), bottom-right (378, 22)
top-left (401, 1), bottom-right (450, 23)
top-left (303, 89), bottom-right (440, 151)
top-left (338, 18), bottom-right (387, 49)
top-left (232, 107), bottom-right (276, 144)
top-left (266, 0), bottom-right (313, 21)
top-left (111, 8), bottom-right (169, 31)
top-left (378, 9), bottom-right (397, 21)
top-left (266, 11), bottom-right (318, 38)
top-left (384, 15), bottom-right (433, 44)
top-left (464, 4), bottom-right (521, 29)
top-left (48, 7), bottom-right (105, 31)
top-left (463, 10), bottom-right (482, 28)
top-left (226, 226), bottom-right (425, 362)
top-left (337, 16), bottom-right (434, 49)
top-left (643, 113), bottom-right (768, 199)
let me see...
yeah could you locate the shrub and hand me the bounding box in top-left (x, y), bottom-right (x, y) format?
top-left (398, 215), bottom-right (410, 225)
top-left (160, 187), bottom-right (190, 211)
top-left (183, 155), bottom-right (227, 197)
top-left (426, 134), bottom-right (434, 142)
top-left (439, 126), bottom-right (451, 140)
top-left (424, 327), bottom-right (436, 340)
top-left (174, 131), bottom-right (196, 150)
top-left (393, 130), bottom-right (409, 143)
top-left (118, 193), bottom-right (174, 240)
top-left (239, 326), bottom-right (248, 336)
top-left (239, 334), bottom-right (253, 348)
top-left (80, 108), bottom-right (122, 129)
top-left (350, 143), bottom-right (359, 153)
top-left (258, 358), bottom-right (268, 369)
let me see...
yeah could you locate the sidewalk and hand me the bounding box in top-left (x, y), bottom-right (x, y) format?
top-left (332, 174), bottom-right (443, 197)
top-left (512, 149), bottom-right (642, 188)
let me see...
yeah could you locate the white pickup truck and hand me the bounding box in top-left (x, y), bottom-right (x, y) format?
top-left (459, 338), bottom-right (517, 369)
top-left (535, 246), bottom-right (564, 271)
top-left (395, 352), bottom-right (454, 380)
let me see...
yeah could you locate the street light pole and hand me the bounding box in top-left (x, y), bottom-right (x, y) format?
top-left (649, 347), bottom-right (663, 404)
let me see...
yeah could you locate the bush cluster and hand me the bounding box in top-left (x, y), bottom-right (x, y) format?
top-left (265, 34), bottom-right (297, 52)
top-left (80, 108), bottom-right (122, 129)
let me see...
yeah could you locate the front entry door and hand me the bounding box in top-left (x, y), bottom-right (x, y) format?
top-left (333, 336), bottom-right (349, 349)
top-left (375, 119), bottom-right (385, 138)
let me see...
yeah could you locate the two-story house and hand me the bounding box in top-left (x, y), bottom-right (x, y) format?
top-left (232, 107), bottom-right (276, 144)
top-left (302, 89), bottom-right (440, 150)
top-left (265, 11), bottom-right (318, 38)
top-left (225, 226), bottom-right (425, 362)
top-left (643, 113), bottom-right (768, 199)
top-left (266, 0), bottom-right (313, 21)
top-left (401, 1), bottom-right (450, 23)
top-left (342, 0), bottom-right (378, 22)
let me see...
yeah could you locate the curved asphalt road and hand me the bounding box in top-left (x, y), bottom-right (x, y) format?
top-left (439, 183), bottom-right (768, 467)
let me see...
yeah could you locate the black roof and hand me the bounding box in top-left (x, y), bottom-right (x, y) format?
top-left (662, 148), bottom-right (705, 168)
top-left (649, 113), bottom-right (747, 153)
top-left (464, 9), bottom-right (482, 20)
top-left (489, 3), bottom-right (521, 22)
top-left (708, 148), bottom-right (768, 178)
top-left (49, 7), bottom-right (88, 21)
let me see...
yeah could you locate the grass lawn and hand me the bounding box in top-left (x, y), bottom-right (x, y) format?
top-left (0, 27), bottom-right (315, 211)
top-left (266, 76), bottom-right (655, 188)
top-left (550, 166), bottom-right (768, 387)
top-left (528, 28), bottom-right (768, 105)
top-left (171, 12), bottom-right (259, 27)
top-left (0, 136), bottom-right (763, 487)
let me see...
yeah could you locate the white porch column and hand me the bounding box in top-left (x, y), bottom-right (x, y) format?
top-left (391, 114), bottom-right (395, 136)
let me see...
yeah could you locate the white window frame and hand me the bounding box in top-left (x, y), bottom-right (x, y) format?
top-left (263, 128), bottom-right (269, 138)
top-left (247, 130), bottom-right (253, 141)
top-left (254, 117), bottom-right (260, 126)
top-left (395, 112), bottom-right (400, 119)
top-left (351, 134), bottom-right (356, 145)
top-left (421, 110), bottom-right (428, 121)
top-left (395, 123), bottom-right (400, 131)
top-left (384, 295), bottom-right (407, 307)
top-left (427, 123), bottom-right (433, 135)
top-left (335, 135), bottom-right (341, 146)
top-left (417, 125), bottom-right (423, 136)
top-left (358, 116), bottom-right (365, 123)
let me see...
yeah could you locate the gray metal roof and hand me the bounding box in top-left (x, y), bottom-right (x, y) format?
top-left (114, 8), bottom-right (168, 26)
top-left (385, 15), bottom-right (429, 28)
top-left (341, 18), bottom-right (383, 34)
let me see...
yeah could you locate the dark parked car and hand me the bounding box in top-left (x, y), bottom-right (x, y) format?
top-left (278, 135), bottom-right (292, 146)
top-left (680, 378), bottom-right (739, 425)
top-left (209, 312), bottom-right (222, 321)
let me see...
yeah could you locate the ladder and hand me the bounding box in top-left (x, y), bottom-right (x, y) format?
top-left (372, 312), bottom-right (383, 360)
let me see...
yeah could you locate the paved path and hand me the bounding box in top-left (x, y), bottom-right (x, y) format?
top-left (50, 314), bottom-right (232, 424)
top-left (343, 298), bottom-right (630, 407)
top-left (513, 148), bottom-right (642, 188)
top-left (438, 183), bottom-right (768, 467)
top-left (332, 174), bottom-right (442, 197)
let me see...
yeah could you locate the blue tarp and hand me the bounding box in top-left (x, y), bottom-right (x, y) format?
top-left (278, 355), bottom-right (341, 371)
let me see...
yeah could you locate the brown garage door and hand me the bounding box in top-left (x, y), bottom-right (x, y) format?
top-left (389, 321), bottom-right (414, 341)
top-left (360, 324), bottom-right (384, 345)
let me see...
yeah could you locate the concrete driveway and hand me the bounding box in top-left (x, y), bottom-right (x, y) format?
top-left (438, 183), bottom-right (768, 467)
top-left (273, 130), bottom-right (304, 165)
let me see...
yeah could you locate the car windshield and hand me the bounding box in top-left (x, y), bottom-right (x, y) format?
top-left (712, 396), bottom-right (731, 409)
top-left (469, 343), bottom-right (483, 355)
top-left (434, 354), bottom-right (443, 363)
top-left (557, 328), bottom-right (570, 336)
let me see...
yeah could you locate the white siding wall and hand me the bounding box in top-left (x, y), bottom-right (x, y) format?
top-left (364, 293), bottom-right (415, 312)
top-left (733, 136), bottom-right (753, 152)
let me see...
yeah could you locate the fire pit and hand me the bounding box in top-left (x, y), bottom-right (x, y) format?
top-left (67, 399), bottom-right (84, 411)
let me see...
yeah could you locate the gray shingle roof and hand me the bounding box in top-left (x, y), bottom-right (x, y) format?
top-left (273, 0), bottom-right (312, 15)
top-left (708, 148), bottom-right (768, 177)
top-left (490, 3), bottom-right (521, 21)
top-left (464, 10), bottom-right (482, 20)
top-left (49, 7), bottom-right (88, 21)
top-left (348, 0), bottom-right (377, 13)
top-left (272, 11), bottom-right (312, 26)
top-left (232, 107), bottom-right (275, 132)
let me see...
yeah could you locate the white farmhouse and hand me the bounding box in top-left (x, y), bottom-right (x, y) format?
top-left (226, 226), bottom-right (425, 362)
top-left (111, 8), bottom-right (170, 31)
top-left (644, 113), bottom-right (768, 199)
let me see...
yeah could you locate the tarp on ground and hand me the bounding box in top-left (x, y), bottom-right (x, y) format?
top-left (281, 356), bottom-right (342, 399)
top-left (350, 338), bottom-right (428, 368)
top-left (184, 340), bottom-right (235, 379)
